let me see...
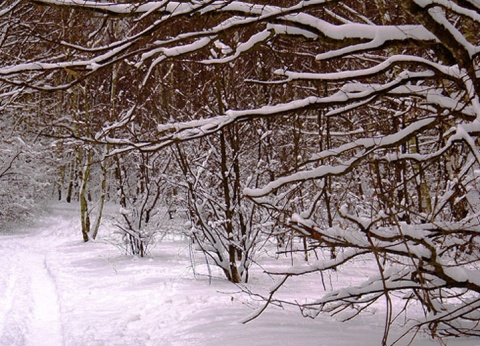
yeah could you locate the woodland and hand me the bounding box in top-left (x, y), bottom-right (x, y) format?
top-left (1, 0), bottom-right (480, 344)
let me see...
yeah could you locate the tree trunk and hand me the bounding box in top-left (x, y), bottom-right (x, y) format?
top-left (91, 149), bottom-right (109, 240)
top-left (80, 148), bottom-right (92, 242)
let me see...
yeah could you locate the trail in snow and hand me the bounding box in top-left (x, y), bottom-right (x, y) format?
top-left (26, 255), bottom-right (63, 346)
top-left (1, 204), bottom-right (479, 346)
top-left (0, 215), bottom-right (65, 346)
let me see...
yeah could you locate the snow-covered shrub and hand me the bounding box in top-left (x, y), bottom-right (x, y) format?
top-left (111, 150), bottom-right (174, 257)
top-left (0, 135), bottom-right (53, 230)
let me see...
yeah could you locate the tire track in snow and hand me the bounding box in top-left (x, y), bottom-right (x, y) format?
top-left (0, 274), bottom-right (15, 339)
top-left (0, 226), bottom-right (64, 346)
top-left (0, 269), bottom-right (28, 346)
top-left (0, 241), bottom-right (34, 346)
top-left (25, 254), bottom-right (63, 346)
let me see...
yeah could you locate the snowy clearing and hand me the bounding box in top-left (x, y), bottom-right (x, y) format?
top-left (0, 203), bottom-right (478, 346)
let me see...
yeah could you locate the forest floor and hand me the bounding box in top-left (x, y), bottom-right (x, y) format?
top-left (0, 202), bottom-right (478, 346)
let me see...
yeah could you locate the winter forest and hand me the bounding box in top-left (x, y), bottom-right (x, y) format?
top-left (1, 0), bottom-right (480, 345)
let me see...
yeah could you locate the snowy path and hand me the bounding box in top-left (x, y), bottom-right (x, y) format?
top-left (0, 218), bottom-right (65, 346)
top-left (26, 255), bottom-right (63, 346)
top-left (0, 204), bottom-right (478, 346)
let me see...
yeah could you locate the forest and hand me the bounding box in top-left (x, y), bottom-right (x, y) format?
top-left (1, 0), bottom-right (480, 344)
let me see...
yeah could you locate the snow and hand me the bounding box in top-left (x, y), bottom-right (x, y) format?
top-left (0, 203), bottom-right (478, 346)
top-left (202, 30), bottom-right (272, 64)
top-left (275, 54), bottom-right (461, 82)
top-left (26, 258), bottom-right (62, 346)
top-left (36, 1), bottom-right (195, 15)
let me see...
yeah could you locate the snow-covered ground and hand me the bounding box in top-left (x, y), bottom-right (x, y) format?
top-left (0, 203), bottom-right (478, 346)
